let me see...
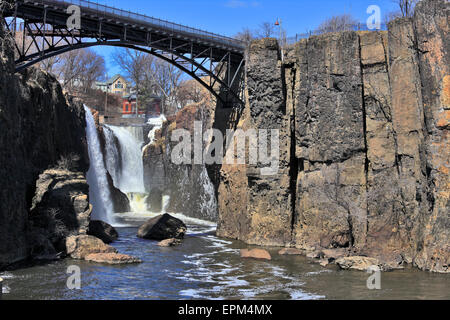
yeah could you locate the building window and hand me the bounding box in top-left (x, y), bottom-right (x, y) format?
top-left (116, 81), bottom-right (123, 89)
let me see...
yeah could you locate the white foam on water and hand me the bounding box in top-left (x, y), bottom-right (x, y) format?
top-left (0, 272), bottom-right (15, 279)
top-left (2, 284), bottom-right (10, 294)
top-left (179, 289), bottom-right (203, 299)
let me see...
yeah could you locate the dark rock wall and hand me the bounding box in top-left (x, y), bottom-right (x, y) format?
top-left (142, 97), bottom-right (218, 221)
top-left (0, 27), bottom-right (90, 269)
top-left (217, 0), bottom-right (449, 273)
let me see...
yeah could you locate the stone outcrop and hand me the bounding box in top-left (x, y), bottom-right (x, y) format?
top-left (137, 213), bottom-right (187, 240)
top-left (66, 235), bottom-right (117, 259)
top-left (158, 238), bottom-right (182, 247)
top-left (87, 220), bottom-right (119, 244)
top-left (142, 97), bottom-right (218, 221)
top-left (217, 39), bottom-right (294, 247)
top-left (240, 249), bottom-right (272, 261)
top-left (66, 235), bottom-right (141, 264)
top-left (29, 168), bottom-right (92, 255)
top-left (85, 253), bottom-right (141, 265)
top-left (216, 0), bottom-right (449, 273)
top-left (0, 25), bottom-right (91, 269)
top-left (336, 256), bottom-right (381, 271)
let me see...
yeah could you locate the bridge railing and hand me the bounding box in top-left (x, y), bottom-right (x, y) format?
top-left (33, 0), bottom-right (245, 50)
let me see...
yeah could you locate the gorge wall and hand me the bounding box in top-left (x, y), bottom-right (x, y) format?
top-left (0, 27), bottom-right (91, 269)
top-left (216, 0), bottom-right (449, 273)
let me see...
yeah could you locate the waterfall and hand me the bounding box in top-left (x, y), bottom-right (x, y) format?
top-left (104, 125), bottom-right (145, 193)
top-left (199, 167), bottom-right (217, 221)
top-left (84, 106), bottom-right (115, 224)
top-left (162, 195), bottom-right (171, 213)
top-left (103, 124), bottom-right (148, 213)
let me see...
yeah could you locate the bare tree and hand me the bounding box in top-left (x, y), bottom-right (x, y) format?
top-left (234, 27), bottom-right (256, 45)
top-left (0, 0), bottom-right (13, 16)
top-left (393, 0), bottom-right (418, 18)
top-left (317, 14), bottom-right (358, 34)
top-left (113, 48), bottom-right (184, 115)
top-left (177, 79), bottom-right (205, 108)
top-left (384, 10), bottom-right (403, 24)
top-left (55, 49), bottom-right (105, 93)
top-left (80, 49), bottom-right (106, 93)
top-left (258, 21), bottom-right (275, 38)
top-left (112, 48), bottom-right (150, 96)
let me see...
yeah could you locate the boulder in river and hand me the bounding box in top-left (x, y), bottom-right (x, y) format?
top-left (158, 238), bottom-right (182, 247)
top-left (336, 256), bottom-right (381, 271)
top-left (85, 253), bottom-right (142, 265)
top-left (88, 220), bottom-right (119, 244)
top-left (278, 248), bottom-right (304, 256)
top-left (137, 214), bottom-right (187, 240)
top-left (240, 249), bottom-right (272, 261)
top-left (65, 235), bottom-right (117, 259)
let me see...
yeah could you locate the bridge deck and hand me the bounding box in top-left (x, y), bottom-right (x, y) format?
top-left (10, 0), bottom-right (245, 62)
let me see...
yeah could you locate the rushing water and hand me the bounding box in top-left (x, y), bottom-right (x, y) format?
top-left (85, 106), bottom-right (115, 225)
top-left (1, 212), bottom-right (449, 300)
top-left (104, 125), bottom-right (145, 194)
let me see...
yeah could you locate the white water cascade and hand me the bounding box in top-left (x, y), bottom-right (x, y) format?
top-left (104, 125), bottom-right (145, 193)
top-left (103, 124), bottom-right (148, 213)
top-left (84, 106), bottom-right (116, 225)
top-left (199, 167), bottom-right (218, 221)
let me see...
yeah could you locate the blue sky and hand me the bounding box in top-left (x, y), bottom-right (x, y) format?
top-left (93, 0), bottom-right (399, 76)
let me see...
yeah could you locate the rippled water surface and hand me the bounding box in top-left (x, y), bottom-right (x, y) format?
top-left (1, 214), bottom-right (449, 300)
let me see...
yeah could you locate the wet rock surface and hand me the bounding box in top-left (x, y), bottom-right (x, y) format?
top-left (88, 220), bottom-right (119, 244)
top-left (65, 235), bottom-right (117, 260)
top-left (85, 253), bottom-right (142, 265)
top-left (137, 214), bottom-right (187, 241)
top-left (240, 249), bottom-right (272, 261)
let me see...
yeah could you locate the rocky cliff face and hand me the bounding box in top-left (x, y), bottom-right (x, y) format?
top-left (216, 0), bottom-right (449, 273)
top-left (142, 95), bottom-right (218, 221)
top-left (0, 28), bottom-right (90, 269)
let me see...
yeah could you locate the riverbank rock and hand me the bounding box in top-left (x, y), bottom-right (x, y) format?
top-left (137, 214), bottom-right (187, 240)
top-left (336, 256), bottom-right (381, 271)
top-left (29, 169), bottom-right (92, 255)
top-left (240, 249), bottom-right (272, 261)
top-left (158, 238), bottom-right (182, 247)
top-left (0, 25), bottom-right (90, 269)
top-left (65, 235), bottom-right (117, 259)
top-left (85, 253), bottom-right (142, 265)
top-left (278, 248), bottom-right (304, 256)
top-left (107, 172), bottom-right (131, 213)
top-left (88, 220), bottom-right (119, 244)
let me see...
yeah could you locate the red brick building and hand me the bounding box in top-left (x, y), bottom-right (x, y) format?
top-left (122, 94), bottom-right (162, 118)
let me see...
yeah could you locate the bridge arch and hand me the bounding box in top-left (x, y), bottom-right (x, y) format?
top-left (2, 0), bottom-right (246, 106)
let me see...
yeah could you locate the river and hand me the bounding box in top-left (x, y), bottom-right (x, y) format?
top-left (1, 211), bottom-right (449, 300)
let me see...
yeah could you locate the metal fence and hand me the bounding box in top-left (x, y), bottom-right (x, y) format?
top-left (31, 0), bottom-right (245, 49)
top-left (285, 23), bottom-right (388, 45)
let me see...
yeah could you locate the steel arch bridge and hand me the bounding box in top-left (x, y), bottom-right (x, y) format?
top-left (2, 0), bottom-right (246, 106)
